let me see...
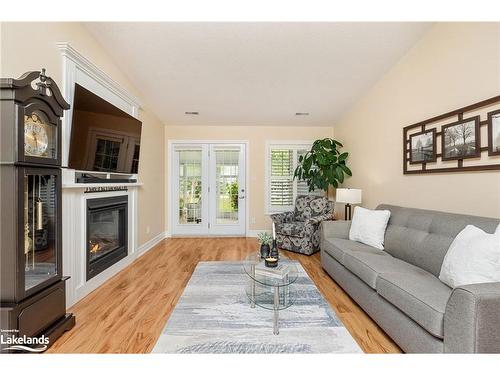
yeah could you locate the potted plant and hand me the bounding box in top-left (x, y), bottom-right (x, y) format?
top-left (257, 232), bottom-right (273, 258)
top-left (293, 138), bottom-right (352, 195)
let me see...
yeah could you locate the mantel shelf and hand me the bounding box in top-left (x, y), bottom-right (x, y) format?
top-left (62, 182), bottom-right (143, 189)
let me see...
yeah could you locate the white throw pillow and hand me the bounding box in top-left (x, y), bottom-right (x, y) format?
top-left (348, 206), bottom-right (391, 250)
top-left (439, 224), bottom-right (500, 289)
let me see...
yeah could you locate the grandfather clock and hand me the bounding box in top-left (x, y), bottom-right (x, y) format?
top-left (1, 70), bottom-right (75, 352)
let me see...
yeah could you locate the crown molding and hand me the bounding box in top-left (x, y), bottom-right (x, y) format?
top-left (56, 41), bottom-right (142, 109)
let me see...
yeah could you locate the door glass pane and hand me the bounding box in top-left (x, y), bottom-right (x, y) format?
top-left (24, 172), bottom-right (57, 291)
top-left (178, 150), bottom-right (202, 224)
top-left (215, 149), bottom-right (239, 224)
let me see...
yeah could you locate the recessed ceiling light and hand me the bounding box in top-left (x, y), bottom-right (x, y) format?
top-left (185, 111), bottom-right (199, 115)
top-left (295, 112), bottom-right (309, 116)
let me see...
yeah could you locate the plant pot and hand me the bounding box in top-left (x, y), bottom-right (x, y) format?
top-left (260, 244), bottom-right (270, 259)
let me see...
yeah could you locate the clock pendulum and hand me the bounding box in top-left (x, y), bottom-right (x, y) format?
top-left (31, 176), bottom-right (36, 269)
top-left (36, 175), bottom-right (44, 231)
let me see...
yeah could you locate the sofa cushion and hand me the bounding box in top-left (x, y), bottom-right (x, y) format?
top-left (376, 270), bottom-right (452, 338)
top-left (322, 237), bottom-right (384, 265)
top-left (377, 204), bottom-right (500, 277)
top-left (275, 222), bottom-right (305, 237)
top-left (343, 251), bottom-right (415, 289)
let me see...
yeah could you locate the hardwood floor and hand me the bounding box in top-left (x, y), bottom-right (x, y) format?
top-left (48, 237), bottom-right (401, 353)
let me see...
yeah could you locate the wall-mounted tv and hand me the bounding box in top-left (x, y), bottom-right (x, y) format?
top-left (68, 84), bottom-right (142, 174)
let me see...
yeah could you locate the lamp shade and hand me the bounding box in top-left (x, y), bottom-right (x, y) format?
top-left (336, 188), bottom-right (362, 204)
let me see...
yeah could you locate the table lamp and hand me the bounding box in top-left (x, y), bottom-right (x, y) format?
top-left (336, 188), bottom-right (362, 220)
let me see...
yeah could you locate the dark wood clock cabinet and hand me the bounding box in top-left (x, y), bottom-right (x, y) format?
top-left (1, 70), bottom-right (75, 352)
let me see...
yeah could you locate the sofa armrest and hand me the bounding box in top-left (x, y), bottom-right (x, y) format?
top-left (320, 220), bottom-right (351, 240)
top-left (269, 211), bottom-right (294, 224)
top-left (444, 282), bottom-right (500, 353)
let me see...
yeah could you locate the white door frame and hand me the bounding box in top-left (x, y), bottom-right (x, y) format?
top-left (168, 140), bottom-right (250, 237)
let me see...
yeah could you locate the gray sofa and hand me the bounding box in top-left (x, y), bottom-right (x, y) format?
top-left (320, 204), bottom-right (500, 353)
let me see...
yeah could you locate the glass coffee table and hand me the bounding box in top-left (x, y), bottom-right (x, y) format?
top-left (242, 253), bottom-right (298, 335)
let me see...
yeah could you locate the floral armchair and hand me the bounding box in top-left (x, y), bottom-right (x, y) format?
top-left (270, 195), bottom-right (334, 255)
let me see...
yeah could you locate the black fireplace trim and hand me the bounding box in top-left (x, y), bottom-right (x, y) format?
top-left (86, 195), bottom-right (128, 281)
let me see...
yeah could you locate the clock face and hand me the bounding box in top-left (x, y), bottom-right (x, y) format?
top-left (24, 114), bottom-right (50, 157)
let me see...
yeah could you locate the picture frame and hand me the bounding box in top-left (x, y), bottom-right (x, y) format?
top-left (441, 116), bottom-right (480, 161)
top-left (409, 128), bottom-right (436, 164)
top-left (488, 109), bottom-right (500, 156)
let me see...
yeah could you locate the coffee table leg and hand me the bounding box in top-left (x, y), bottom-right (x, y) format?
top-left (273, 286), bottom-right (279, 335)
top-left (250, 263), bottom-right (255, 308)
top-left (284, 274), bottom-right (289, 306)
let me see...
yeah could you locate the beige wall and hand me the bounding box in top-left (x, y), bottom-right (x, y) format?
top-left (165, 125), bottom-right (334, 231)
top-left (1, 22), bottom-right (166, 245)
top-left (334, 23), bottom-right (500, 218)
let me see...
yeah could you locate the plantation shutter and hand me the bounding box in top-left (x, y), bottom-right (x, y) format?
top-left (267, 144), bottom-right (323, 212)
top-left (270, 149), bottom-right (294, 207)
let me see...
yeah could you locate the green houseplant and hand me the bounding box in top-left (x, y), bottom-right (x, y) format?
top-left (293, 138), bottom-right (352, 195)
top-left (257, 231), bottom-right (273, 258)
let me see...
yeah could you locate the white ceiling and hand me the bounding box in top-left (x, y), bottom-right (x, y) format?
top-left (84, 22), bottom-right (431, 127)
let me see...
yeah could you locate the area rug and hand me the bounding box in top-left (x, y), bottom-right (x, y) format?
top-left (152, 261), bottom-right (362, 353)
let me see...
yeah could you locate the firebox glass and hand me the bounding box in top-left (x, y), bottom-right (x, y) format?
top-left (88, 209), bottom-right (122, 263)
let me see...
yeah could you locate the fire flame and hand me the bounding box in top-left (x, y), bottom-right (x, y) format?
top-left (90, 243), bottom-right (100, 253)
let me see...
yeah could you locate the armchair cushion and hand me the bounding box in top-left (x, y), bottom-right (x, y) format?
top-left (269, 211), bottom-right (294, 224)
top-left (276, 222), bottom-right (306, 237)
top-left (306, 212), bottom-right (333, 226)
top-left (294, 195), bottom-right (332, 222)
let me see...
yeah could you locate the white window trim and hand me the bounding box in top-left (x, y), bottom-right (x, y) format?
top-left (265, 140), bottom-right (313, 214)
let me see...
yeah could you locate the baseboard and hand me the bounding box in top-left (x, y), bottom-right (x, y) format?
top-left (246, 229), bottom-right (267, 237)
top-left (136, 231), bottom-right (168, 257)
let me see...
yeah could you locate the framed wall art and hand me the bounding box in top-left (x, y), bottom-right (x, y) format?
top-left (488, 109), bottom-right (500, 156)
top-left (441, 116), bottom-right (480, 161)
top-left (409, 129), bottom-right (436, 164)
top-left (403, 95), bottom-right (500, 174)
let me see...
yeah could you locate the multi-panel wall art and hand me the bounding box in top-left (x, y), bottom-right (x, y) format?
top-left (403, 95), bottom-right (500, 174)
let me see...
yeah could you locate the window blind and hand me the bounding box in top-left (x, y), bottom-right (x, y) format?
top-left (267, 145), bottom-right (322, 212)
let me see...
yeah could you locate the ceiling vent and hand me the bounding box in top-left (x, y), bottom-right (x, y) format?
top-left (185, 111), bottom-right (199, 115)
top-left (295, 112), bottom-right (309, 116)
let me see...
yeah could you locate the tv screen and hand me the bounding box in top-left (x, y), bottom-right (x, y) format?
top-left (68, 84), bottom-right (142, 174)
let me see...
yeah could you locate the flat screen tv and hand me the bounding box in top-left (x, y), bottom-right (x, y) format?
top-left (68, 84), bottom-right (142, 174)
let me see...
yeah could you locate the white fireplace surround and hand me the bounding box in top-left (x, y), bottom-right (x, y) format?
top-left (62, 186), bottom-right (138, 306)
top-left (58, 43), bottom-right (161, 307)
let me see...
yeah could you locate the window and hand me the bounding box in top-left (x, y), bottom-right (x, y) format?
top-left (266, 143), bottom-right (322, 212)
top-left (86, 129), bottom-right (140, 174)
top-left (93, 138), bottom-right (121, 171)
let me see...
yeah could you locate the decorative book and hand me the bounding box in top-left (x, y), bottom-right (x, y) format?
top-left (255, 263), bottom-right (290, 279)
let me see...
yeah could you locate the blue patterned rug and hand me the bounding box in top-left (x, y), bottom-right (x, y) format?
top-left (153, 261), bottom-right (362, 353)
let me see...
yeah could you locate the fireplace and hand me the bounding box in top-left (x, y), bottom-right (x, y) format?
top-left (86, 195), bottom-right (128, 280)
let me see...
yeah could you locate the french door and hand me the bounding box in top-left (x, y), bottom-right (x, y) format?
top-left (172, 143), bottom-right (246, 236)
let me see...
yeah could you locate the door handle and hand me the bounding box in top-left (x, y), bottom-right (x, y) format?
top-left (238, 196), bottom-right (245, 199)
